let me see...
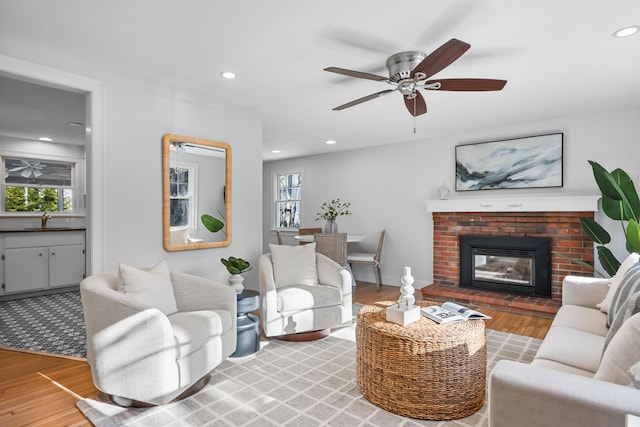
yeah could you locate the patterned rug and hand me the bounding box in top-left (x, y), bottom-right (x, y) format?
top-left (0, 290), bottom-right (86, 358)
top-left (76, 323), bottom-right (541, 427)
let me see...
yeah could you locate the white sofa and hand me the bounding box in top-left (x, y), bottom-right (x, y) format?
top-left (489, 254), bottom-right (640, 427)
top-left (80, 264), bottom-right (236, 405)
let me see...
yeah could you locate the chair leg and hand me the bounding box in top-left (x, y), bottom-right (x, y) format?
top-left (374, 264), bottom-right (381, 291)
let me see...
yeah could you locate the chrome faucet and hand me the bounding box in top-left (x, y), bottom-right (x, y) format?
top-left (41, 212), bottom-right (52, 229)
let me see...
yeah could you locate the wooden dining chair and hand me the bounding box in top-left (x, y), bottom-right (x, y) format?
top-left (347, 230), bottom-right (385, 290)
top-left (297, 227), bottom-right (322, 245)
top-left (276, 230), bottom-right (283, 245)
top-left (314, 233), bottom-right (348, 266)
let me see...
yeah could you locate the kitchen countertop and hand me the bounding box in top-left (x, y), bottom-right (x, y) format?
top-left (0, 227), bottom-right (86, 233)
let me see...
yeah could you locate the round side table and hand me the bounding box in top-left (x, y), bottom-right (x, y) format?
top-left (231, 289), bottom-right (260, 357)
top-left (356, 301), bottom-right (486, 420)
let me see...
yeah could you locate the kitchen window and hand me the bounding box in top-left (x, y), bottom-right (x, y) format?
top-left (2, 157), bottom-right (75, 213)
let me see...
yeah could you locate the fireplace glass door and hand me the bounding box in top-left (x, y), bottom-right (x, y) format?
top-left (474, 251), bottom-right (533, 287)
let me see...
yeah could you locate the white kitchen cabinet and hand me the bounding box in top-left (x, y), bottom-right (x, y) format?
top-left (4, 247), bottom-right (48, 293)
top-left (1, 230), bottom-right (86, 296)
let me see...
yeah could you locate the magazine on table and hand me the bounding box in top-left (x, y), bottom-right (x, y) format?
top-left (421, 302), bottom-right (491, 324)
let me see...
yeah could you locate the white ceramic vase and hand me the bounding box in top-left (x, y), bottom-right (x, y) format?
top-left (228, 274), bottom-right (245, 294)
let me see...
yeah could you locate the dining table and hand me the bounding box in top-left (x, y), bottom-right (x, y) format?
top-left (293, 234), bottom-right (365, 243)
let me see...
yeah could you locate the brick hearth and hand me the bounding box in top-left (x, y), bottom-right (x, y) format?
top-left (422, 210), bottom-right (595, 318)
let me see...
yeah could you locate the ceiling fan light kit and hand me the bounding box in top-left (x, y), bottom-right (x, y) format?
top-left (325, 38), bottom-right (507, 118)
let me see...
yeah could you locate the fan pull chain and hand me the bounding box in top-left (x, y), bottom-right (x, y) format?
top-left (413, 96), bottom-right (417, 134)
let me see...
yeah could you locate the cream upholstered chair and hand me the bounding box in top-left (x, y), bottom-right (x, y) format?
top-left (80, 261), bottom-right (236, 406)
top-left (347, 230), bottom-right (385, 290)
top-left (259, 243), bottom-right (352, 338)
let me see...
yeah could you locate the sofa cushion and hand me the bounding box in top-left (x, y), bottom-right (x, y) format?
top-left (530, 358), bottom-right (595, 378)
top-left (276, 284), bottom-right (342, 312)
top-left (533, 326), bottom-right (605, 374)
top-left (594, 312), bottom-right (640, 385)
top-left (598, 253), bottom-right (640, 314)
top-left (607, 261), bottom-right (640, 327)
top-left (117, 260), bottom-right (178, 315)
top-left (269, 243), bottom-right (319, 288)
top-left (550, 305), bottom-right (608, 337)
top-left (169, 310), bottom-right (231, 359)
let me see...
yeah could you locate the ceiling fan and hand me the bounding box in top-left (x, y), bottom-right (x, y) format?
top-left (324, 38), bottom-right (507, 117)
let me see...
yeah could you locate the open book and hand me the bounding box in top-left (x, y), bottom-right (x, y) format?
top-left (421, 302), bottom-right (491, 324)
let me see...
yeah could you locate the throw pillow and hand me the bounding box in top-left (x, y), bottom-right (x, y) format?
top-left (606, 261), bottom-right (640, 327)
top-left (595, 312), bottom-right (640, 385)
top-left (269, 243), bottom-right (318, 288)
top-left (598, 252), bottom-right (640, 314)
top-left (117, 260), bottom-right (179, 315)
top-left (603, 290), bottom-right (640, 355)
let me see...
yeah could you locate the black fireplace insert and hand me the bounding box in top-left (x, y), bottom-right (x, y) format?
top-left (459, 235), bottom-right (552, 298)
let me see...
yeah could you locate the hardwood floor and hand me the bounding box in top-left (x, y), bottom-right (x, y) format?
top-left (0, 282), bottom-right (553, 426)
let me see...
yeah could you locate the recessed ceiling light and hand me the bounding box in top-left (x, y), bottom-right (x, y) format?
top-left (271, 149), bottom-right (282, 154)
top-left (67, 122), bottom-right (85, 127)
top-left (613, 25), bottom-right (639, 38)
top-left (220, 71), bottom-right (237, 79)
top-left (325, 139), bottom-right (337, 145)
top-left (38, 137), bottom-right (53, 142)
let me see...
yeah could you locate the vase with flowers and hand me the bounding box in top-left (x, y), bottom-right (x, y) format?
top-left (315, 198), bottom-right (351, 233)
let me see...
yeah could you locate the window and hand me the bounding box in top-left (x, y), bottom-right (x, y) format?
top-left (169, 164), bottom-right (197, 229)
top-left (3, 157), bottom-right (75, 213)
top-left (274, 171), bottom-right (302, 229)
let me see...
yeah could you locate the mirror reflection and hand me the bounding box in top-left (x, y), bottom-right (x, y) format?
top-left (162, 134), bottom-right (231, 251)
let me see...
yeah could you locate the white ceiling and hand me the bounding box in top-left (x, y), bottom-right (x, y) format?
top-left (1, 0), bottom-right (639, 160)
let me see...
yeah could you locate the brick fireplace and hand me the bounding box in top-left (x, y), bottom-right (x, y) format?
top-left (421, 196), bottom-right (599, 318)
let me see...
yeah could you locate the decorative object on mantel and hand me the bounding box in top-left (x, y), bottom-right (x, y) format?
top-left (455, 133), bottom-right (563, 191)
top-left (437, 180), bottom-right (451, 200)
top-left (426, 194), bottom-right (600, 213)
top-left (315, 198), bottom-right (351, 233)
top-left (575, 161), bottom-right (640, 276)
top-left (221, 256), bottom-right (252, 293)
top-left (385, 267), bottom-right (420, 326)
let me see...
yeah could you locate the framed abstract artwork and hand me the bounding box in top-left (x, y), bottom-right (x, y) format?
top-left (455, 133), bottom-right (563, 191)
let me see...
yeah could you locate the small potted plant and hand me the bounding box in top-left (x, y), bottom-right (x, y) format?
top-left (221, 256), bottom-right (252, 293)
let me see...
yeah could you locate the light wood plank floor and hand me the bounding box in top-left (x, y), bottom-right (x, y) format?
top-left (0, 282), bottom-right (553, 426)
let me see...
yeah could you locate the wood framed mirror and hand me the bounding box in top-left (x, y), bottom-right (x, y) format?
top-left (162, 134), bottom-right (231, 251)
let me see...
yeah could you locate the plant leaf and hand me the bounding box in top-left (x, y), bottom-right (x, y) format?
top-left (590, 161), bottom-right (640, 222)
top-left (579, 217), bottom-right (611, 245)
top-left (596, 246), bottom-right (620, 277)
top-left (201, 214), bottom-right (224, 233)
top-left (626, 219), bottom-right (640, 253)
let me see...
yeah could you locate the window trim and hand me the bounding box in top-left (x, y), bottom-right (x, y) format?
top-left (169, 160), bottom-right (199, 232)
top-left (1, 154), bottom-right (79, 215)
top-left (273, 169), bottom-right (302, 230)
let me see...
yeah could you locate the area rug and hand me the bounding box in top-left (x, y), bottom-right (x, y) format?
top-left (0, 290), bottom-right (86, 358)
top-left (76, 324), bottom-right (541, 427)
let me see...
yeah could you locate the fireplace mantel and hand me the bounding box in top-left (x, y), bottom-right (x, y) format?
top-left (427, 194), bottom-right (600, 213)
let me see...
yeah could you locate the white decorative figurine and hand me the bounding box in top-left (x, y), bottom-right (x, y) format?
top-left (385, 266), bottom-right (421, 326)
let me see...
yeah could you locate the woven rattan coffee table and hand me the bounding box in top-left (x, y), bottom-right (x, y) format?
top-left (356, 301), bottom-right (487, 420)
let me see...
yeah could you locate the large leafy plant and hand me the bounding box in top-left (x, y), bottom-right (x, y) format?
top-left (580, 160), bottom-right (640, 276)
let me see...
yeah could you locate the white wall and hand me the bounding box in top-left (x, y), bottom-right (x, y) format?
top-left (263, 108), bottom-right (640, 287)
top-left (0, 54), bottom-right (264, 289)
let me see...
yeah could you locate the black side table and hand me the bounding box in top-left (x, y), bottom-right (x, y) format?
top-left (231, 289), bottom-right (260, 357)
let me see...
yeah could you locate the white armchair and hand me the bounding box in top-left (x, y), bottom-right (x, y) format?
top-left (259, 243), bottom-right (352, 338)
top-left (80, 266), bottom-right (236, 406)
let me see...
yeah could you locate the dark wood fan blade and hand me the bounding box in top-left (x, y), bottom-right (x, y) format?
top-left (425, 78), bottom-right (507, 91)
top-left (324, 67), bottom-right (388, 81)
top-left (333, 89), bottom-right (396, 110)
top-left (403, 92), bottom-right (427, 116)
top-left (411, 38), bottom-right (471, 79)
